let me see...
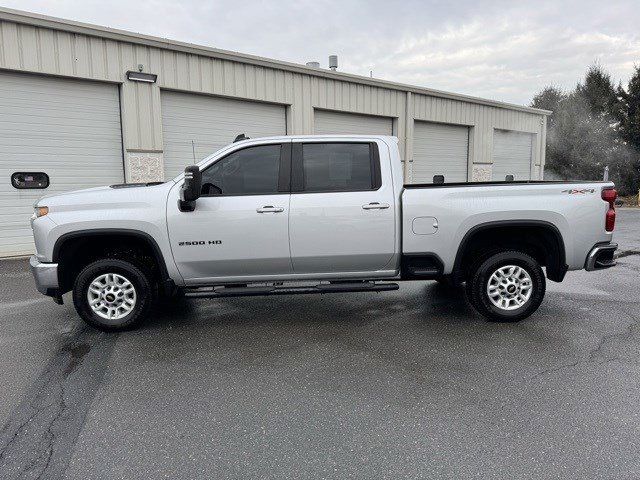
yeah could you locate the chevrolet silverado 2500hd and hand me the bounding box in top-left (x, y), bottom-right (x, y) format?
top-left (29, 135), bottom-right (618, 331)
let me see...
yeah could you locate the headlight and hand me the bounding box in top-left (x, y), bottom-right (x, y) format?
top-left (34, 206), bottom-right (49, 218)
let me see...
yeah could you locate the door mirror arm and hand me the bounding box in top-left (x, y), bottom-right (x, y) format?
top-left (179, 165), bottom-right (202, 212)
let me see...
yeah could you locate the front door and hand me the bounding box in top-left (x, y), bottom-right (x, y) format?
top-left (167, 142), bottom-right (292, 283)
top-left (288, 141), bottom-right (396, 274)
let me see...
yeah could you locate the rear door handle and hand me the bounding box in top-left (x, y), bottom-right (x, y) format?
top-left (362, 202), bottom-right (390, 210)
top-left (257, 205), bottom-right (284, 213)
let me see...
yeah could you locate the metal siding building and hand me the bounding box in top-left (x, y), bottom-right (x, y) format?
top-left (0, 7), bottom-right (550, 257)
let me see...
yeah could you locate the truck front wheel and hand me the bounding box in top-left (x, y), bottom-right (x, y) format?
top-left (72, 259), bottom-right (154, 331)
top-left (467, 251), bottom-right (545, 322)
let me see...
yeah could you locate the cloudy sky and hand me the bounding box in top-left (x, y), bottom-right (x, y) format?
top-left (3, 0), bottom-right (639, 105)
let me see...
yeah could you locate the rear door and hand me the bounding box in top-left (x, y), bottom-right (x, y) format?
top-left (288, 140), bottom-right (396, 274)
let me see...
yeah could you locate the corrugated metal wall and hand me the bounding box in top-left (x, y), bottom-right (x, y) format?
top-left (409, 94), bottom-right (545, 181)
top-left (0, 17), bottom-right (547, 182)
top-left (314, 110), bottom-right (394, 136)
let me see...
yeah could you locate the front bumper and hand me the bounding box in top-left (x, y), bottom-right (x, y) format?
top-left (29, 255), bottom-right (59, 296)
top-left (585, 243), bottom-right (618, 271)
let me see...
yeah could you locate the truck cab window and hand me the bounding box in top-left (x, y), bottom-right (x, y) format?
top-left (201, 144), bottom-right (282, 196)
top-left (301, 143), bottom-right (376, 192)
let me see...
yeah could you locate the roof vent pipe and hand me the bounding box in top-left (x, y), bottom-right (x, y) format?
top-left (329, 55), bottom-right (338, 71)
top-left (306, 61), bottom-right (320, 68)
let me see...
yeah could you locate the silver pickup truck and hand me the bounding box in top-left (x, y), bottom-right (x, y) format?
top-left (29, 135), bottom-right (618, 331)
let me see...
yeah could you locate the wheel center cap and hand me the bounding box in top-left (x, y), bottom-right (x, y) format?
top-left (507, 285), bottom-right (517, 294)
top-left (105, 293), bottom-right (116, 302)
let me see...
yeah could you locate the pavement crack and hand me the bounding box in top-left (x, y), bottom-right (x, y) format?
top-left (528, 360), bottom-right (581, 379)
top-left (528, 307), bottom-right (640, 380)
top-left (34, 382), bottom-right (66, 480)
top-left (587, 309), bottom-right (640, 364)
top-left (0, 329), bottom-right (116, 480)
top-left (0, 407), bottom-right (43, 462)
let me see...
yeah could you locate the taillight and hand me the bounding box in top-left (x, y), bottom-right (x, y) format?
top-left (602, 187), bottom-right (617, 232)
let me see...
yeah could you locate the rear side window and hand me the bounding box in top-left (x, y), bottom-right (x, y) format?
top-left (201, 144), bottom-right (282, 196)
top-left (297, 143), bottom-right (380, 192)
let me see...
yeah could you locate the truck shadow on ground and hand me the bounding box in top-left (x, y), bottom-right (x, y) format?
top-left (141, 281), bottom-right (481, 333)
top-left (120, 281), bottom-right (572, 391)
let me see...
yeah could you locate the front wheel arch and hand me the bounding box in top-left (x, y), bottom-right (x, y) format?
top-left (53, 229), bottom-right (171, 294)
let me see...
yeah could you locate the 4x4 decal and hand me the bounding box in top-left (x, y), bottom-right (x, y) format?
top-left (561, 188), bottom-right (595, 195)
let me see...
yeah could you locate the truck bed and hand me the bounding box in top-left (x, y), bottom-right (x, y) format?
top-left (401, 180), bottom-right (614, 275)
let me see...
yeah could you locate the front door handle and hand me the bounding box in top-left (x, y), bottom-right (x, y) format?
top-left (362, 202), bottom-right (390, 210)
top-left (257, 205), bottom-right (284, 213)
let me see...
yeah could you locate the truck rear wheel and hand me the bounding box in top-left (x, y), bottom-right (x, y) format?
top-left (72, 259), bottom-right (154, 331)
top-left (466, 251), bottom-right (545, 322)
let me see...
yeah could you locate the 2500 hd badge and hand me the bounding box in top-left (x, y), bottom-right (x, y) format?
top-left (178, 240), bottom-right (222, 246)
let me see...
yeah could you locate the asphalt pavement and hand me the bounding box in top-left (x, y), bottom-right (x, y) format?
top-left (1, 209), bottom-right (639, 479)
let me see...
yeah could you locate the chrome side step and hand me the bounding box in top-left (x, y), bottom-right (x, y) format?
top-left (184, 281), bottom-right (399, 299)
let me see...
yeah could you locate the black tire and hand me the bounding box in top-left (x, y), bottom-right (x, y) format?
top-left (466, 250), bottom-right (545, 322)
top-left (72, 258), bottom-right (154, 331)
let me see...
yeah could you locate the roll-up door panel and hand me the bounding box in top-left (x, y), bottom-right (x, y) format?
top-left (161, 92), bottom-right (286, 179)
top-left (0, 72), bottom-right (123, 257)
top-left (492, 130), bottom-right (534, 181)
top-left (412, 121), bottom-right (469, 183)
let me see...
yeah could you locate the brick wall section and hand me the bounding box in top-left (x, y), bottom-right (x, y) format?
top-left (126, 152), bottom-right (164, 183)
top-left (472, 165), bottom-right (492, 182)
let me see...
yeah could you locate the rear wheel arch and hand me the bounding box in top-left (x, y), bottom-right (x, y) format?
top-left (452, 220), bottom-right (567, 283)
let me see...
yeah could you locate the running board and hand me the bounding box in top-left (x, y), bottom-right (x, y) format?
top-left (184, 281), bottom-right (399, 299)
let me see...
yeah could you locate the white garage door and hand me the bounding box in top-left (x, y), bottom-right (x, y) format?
top-left (314, 110), bottom-right (393, 136)
top-left (161, 92), bottom-right (287, 178)
top-left (412, 121), bottom-right (469, 183)
top-left (0, 72), bottom-right (124, 257)
top-left (492, 130), bottom-right (534, 181)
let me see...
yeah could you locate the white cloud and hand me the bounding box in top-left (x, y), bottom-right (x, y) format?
top-left (2, 0), bottom-right (639, 104)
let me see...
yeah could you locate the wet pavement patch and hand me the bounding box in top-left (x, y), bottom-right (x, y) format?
top-left (0, 329), bottom-right (116, 479)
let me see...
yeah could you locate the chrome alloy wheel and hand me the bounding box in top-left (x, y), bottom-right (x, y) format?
top-left (486, 265), bottom-right (533, 311)
top-left (87, 273), bottom-right (137, 320)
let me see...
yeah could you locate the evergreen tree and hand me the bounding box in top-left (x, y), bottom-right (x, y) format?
top-left (576, 64), bottom-right (619, 119)
top-left (532, 64), bottom-right (640, 194)
top-left (545, 92), bottom-right (612, 181)
top-left (531, 86), bottom-right (565, 129)
top-left (619, 65), bottom-right (640, 150)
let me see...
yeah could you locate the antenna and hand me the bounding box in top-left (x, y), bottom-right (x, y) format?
top-left (234, 133), bottom-right (249, 143)
top-left (191, 139), bottom-right (196, 163)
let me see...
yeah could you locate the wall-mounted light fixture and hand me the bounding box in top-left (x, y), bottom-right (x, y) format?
top-left (126, 71), bottom-right (157, 83)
